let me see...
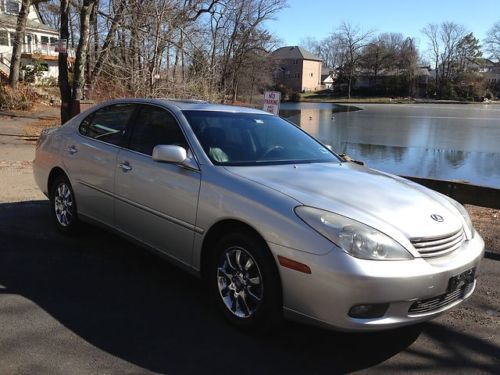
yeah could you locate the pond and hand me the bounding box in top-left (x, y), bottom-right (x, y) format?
top-left (280, 102), bottom-right (500, 189)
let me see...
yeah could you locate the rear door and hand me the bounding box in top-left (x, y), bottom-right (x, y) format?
top-left (114, 104), bottom-right (201, 265)
top-left (62, 103), bottom-right (135, 226)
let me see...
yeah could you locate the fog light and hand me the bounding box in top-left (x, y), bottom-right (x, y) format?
top-left (348, 303), bottom-right (389, 318)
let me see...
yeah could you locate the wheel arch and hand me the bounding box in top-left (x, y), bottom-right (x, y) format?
top-left (199, 219), bottom-right (281, 285)
top-left (47, 166), bottom-right (69, 200)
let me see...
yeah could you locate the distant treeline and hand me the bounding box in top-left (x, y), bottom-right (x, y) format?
top-left (301, 21), bottom-right (500, 100)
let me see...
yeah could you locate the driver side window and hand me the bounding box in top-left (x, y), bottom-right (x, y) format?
top-left (128, 105), bottom-right (188, 156)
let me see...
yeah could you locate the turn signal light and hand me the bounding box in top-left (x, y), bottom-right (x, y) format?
top-left (277, 255), bottom-right (312, 274)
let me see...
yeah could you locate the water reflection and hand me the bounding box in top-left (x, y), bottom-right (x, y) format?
top-left (280, 103), bottom-right (500, 188)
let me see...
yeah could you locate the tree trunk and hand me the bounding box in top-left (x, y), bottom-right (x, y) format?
top-left (58, 0), bottom-right (72, 123)
top-left (86, 0), bottom-right (98, 86)
top-left (348, 72), bottom-right (352, 100)
top-left (180, 30), bottom-right (185, 84)
top-left (9, 0), bottom-right (31, 90)
top-left (72, 0), bottom-right (96, 101)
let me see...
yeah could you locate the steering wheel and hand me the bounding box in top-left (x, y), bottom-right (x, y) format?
top-left (260, 145), bottom-right (285, 159)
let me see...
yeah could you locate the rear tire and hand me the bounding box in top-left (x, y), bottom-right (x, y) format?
top-left (208, 230), bottom-right (282, 331)
top-left (50, 174), bottom-right (79, 234)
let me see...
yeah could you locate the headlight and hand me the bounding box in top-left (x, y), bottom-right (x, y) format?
top-left (444, 196), bottom-right (474, 239)
top-left (295, 206), bottom-right (413, 261)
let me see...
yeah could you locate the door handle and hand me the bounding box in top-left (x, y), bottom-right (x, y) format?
top-left (119, 161), bottom-right (132, 172)
top-left (67, 145), bottom-right (78, 155)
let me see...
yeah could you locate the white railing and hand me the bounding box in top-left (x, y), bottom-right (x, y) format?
top-left (22, 43), bottom-right (75, 58)
top-left (0, 53), bottom-right (11, 75)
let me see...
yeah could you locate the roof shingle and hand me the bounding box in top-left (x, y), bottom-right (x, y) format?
top-left (272, 46), bottom-right (322, 62)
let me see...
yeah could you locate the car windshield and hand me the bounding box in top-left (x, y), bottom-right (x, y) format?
top-left (183, 111), bottom-right (339, 166)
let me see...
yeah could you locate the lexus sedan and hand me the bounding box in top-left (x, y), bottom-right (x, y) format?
top-left (34, 99), bottom-right (484, 331)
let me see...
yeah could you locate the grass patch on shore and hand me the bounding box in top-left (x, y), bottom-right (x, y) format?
top-left (298, 91), bottom-right (415, 104)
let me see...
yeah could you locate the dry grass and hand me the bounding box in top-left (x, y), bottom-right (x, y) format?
top-left (0, 84), bottom-right (39, 111)
top-left (466, 205), bottom-right (500, 253)
top-left (22, 117), bottom-right (59, 140)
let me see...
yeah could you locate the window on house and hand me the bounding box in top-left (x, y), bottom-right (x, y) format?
top-left (293, 60), bottom-right (298, 65)
top-left (41, 36), bottom-right (49, 45)
top-left (0, 31), bottom-right (8, 46)
top-left (310, 73), bottom-right (313, 77)
top-left (50, 37), bottom-right (58, 45)
top-left (6, 0), bottom-right (19, 14)
top-left (9, 32), bottom-right (16, 46)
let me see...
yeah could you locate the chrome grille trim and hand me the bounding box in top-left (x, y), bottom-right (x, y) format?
top-left (408, 282), bottom-right (474, 315)
top-left (410, 228), bottom-right (465, 258)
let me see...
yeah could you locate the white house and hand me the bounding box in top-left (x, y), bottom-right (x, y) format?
top-left (320, 66), bottom-right (335, 90)
top-left (0, 0), bottom-right (73, 82)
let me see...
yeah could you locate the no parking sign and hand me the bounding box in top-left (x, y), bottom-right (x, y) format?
top-left (263, 91), bottom-right (281, 115)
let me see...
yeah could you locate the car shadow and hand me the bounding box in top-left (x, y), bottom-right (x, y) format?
top-left (0, 200), bottom-right (498, 374)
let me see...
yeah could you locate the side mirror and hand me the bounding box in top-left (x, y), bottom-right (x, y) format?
top-left (152, 145), bottom-right (199, 170)
top-left (152, 145), bottom-right (187, 164)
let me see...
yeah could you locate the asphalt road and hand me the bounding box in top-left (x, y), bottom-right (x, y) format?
top-left (0, 200), bottom-right (498, 374)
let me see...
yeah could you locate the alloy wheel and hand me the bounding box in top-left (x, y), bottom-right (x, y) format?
top-left (54, 182), bottom-right (74, 227)
top-left (217, 246), bottom-right (264, 318)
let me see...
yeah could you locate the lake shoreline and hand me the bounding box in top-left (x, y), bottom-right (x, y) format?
top-left (288, 98), bottom-right (500, 105)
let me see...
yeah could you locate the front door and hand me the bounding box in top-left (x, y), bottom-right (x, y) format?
top-left (114, 104), bottom-right (201, 265)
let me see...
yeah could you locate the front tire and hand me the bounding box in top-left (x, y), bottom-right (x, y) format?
top-left (209, 230), bottom-right (282, 330)
top-left (50, 174), bottom-right (79, 234)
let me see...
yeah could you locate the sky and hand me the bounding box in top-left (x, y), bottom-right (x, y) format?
top-left (268, 0), bottom-right (499, 54)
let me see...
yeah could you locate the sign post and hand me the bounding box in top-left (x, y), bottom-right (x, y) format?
top-left (263, 91), bottom-right (281, 115)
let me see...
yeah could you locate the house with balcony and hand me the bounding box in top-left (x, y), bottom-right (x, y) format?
top-left (0, 0), bottom-right (73, 82)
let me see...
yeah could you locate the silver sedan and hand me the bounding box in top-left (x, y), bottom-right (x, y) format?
top-left (33, 99), bottom-right (484, 331)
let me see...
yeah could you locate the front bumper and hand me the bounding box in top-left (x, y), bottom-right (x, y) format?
top-left (272, 231), bottom-right (485, 331)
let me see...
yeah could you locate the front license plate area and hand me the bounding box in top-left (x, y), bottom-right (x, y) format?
top-left (447, 268), bottom-right (475, 292)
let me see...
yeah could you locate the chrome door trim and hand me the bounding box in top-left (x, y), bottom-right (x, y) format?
top-left (77, 180), bottom-right (205, 234)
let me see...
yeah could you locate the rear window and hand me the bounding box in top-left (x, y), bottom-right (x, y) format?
top-left (79, 104), bottom-right (135, 146)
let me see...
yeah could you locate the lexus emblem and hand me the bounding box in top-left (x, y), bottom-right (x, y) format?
top-left (431, 214), bottom-right (444, 222)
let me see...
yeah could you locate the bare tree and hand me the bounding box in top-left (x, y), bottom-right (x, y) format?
top-left (422, 22), bottom-right (467, 98)
top-left (335, 21), bottom-right (373, 99)
top-left (58, 0), bottom-right (97, 122)
top-left (485, 21), bottom-right (500, 61)
top-left (299, 37), bottom-right (321, 56)
top-left (398, 37), bottom-right (419, 97)
top-left (360, 34), bottom-right (403, 89)
top-left (53, 0), bottom-right (286, 106)
top-left (422, 23), bottom-right (440, 92)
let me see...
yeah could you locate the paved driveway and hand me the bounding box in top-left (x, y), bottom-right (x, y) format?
top-left (0, 200), bottom-right (498, 374)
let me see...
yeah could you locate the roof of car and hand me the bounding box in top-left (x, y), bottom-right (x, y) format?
top-left (164, 100), bottom-right (271, 114)
top-left (96, 98), bottom-right (272, 115)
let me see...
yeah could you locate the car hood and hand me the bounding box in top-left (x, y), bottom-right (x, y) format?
top-left (225, 162), bottom-right (463, 243)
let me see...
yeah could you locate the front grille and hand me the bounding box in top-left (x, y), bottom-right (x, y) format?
top-left (410, 228), bottom-right (465, 258)
top-left (408, 282), bottom-right (474, 315)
